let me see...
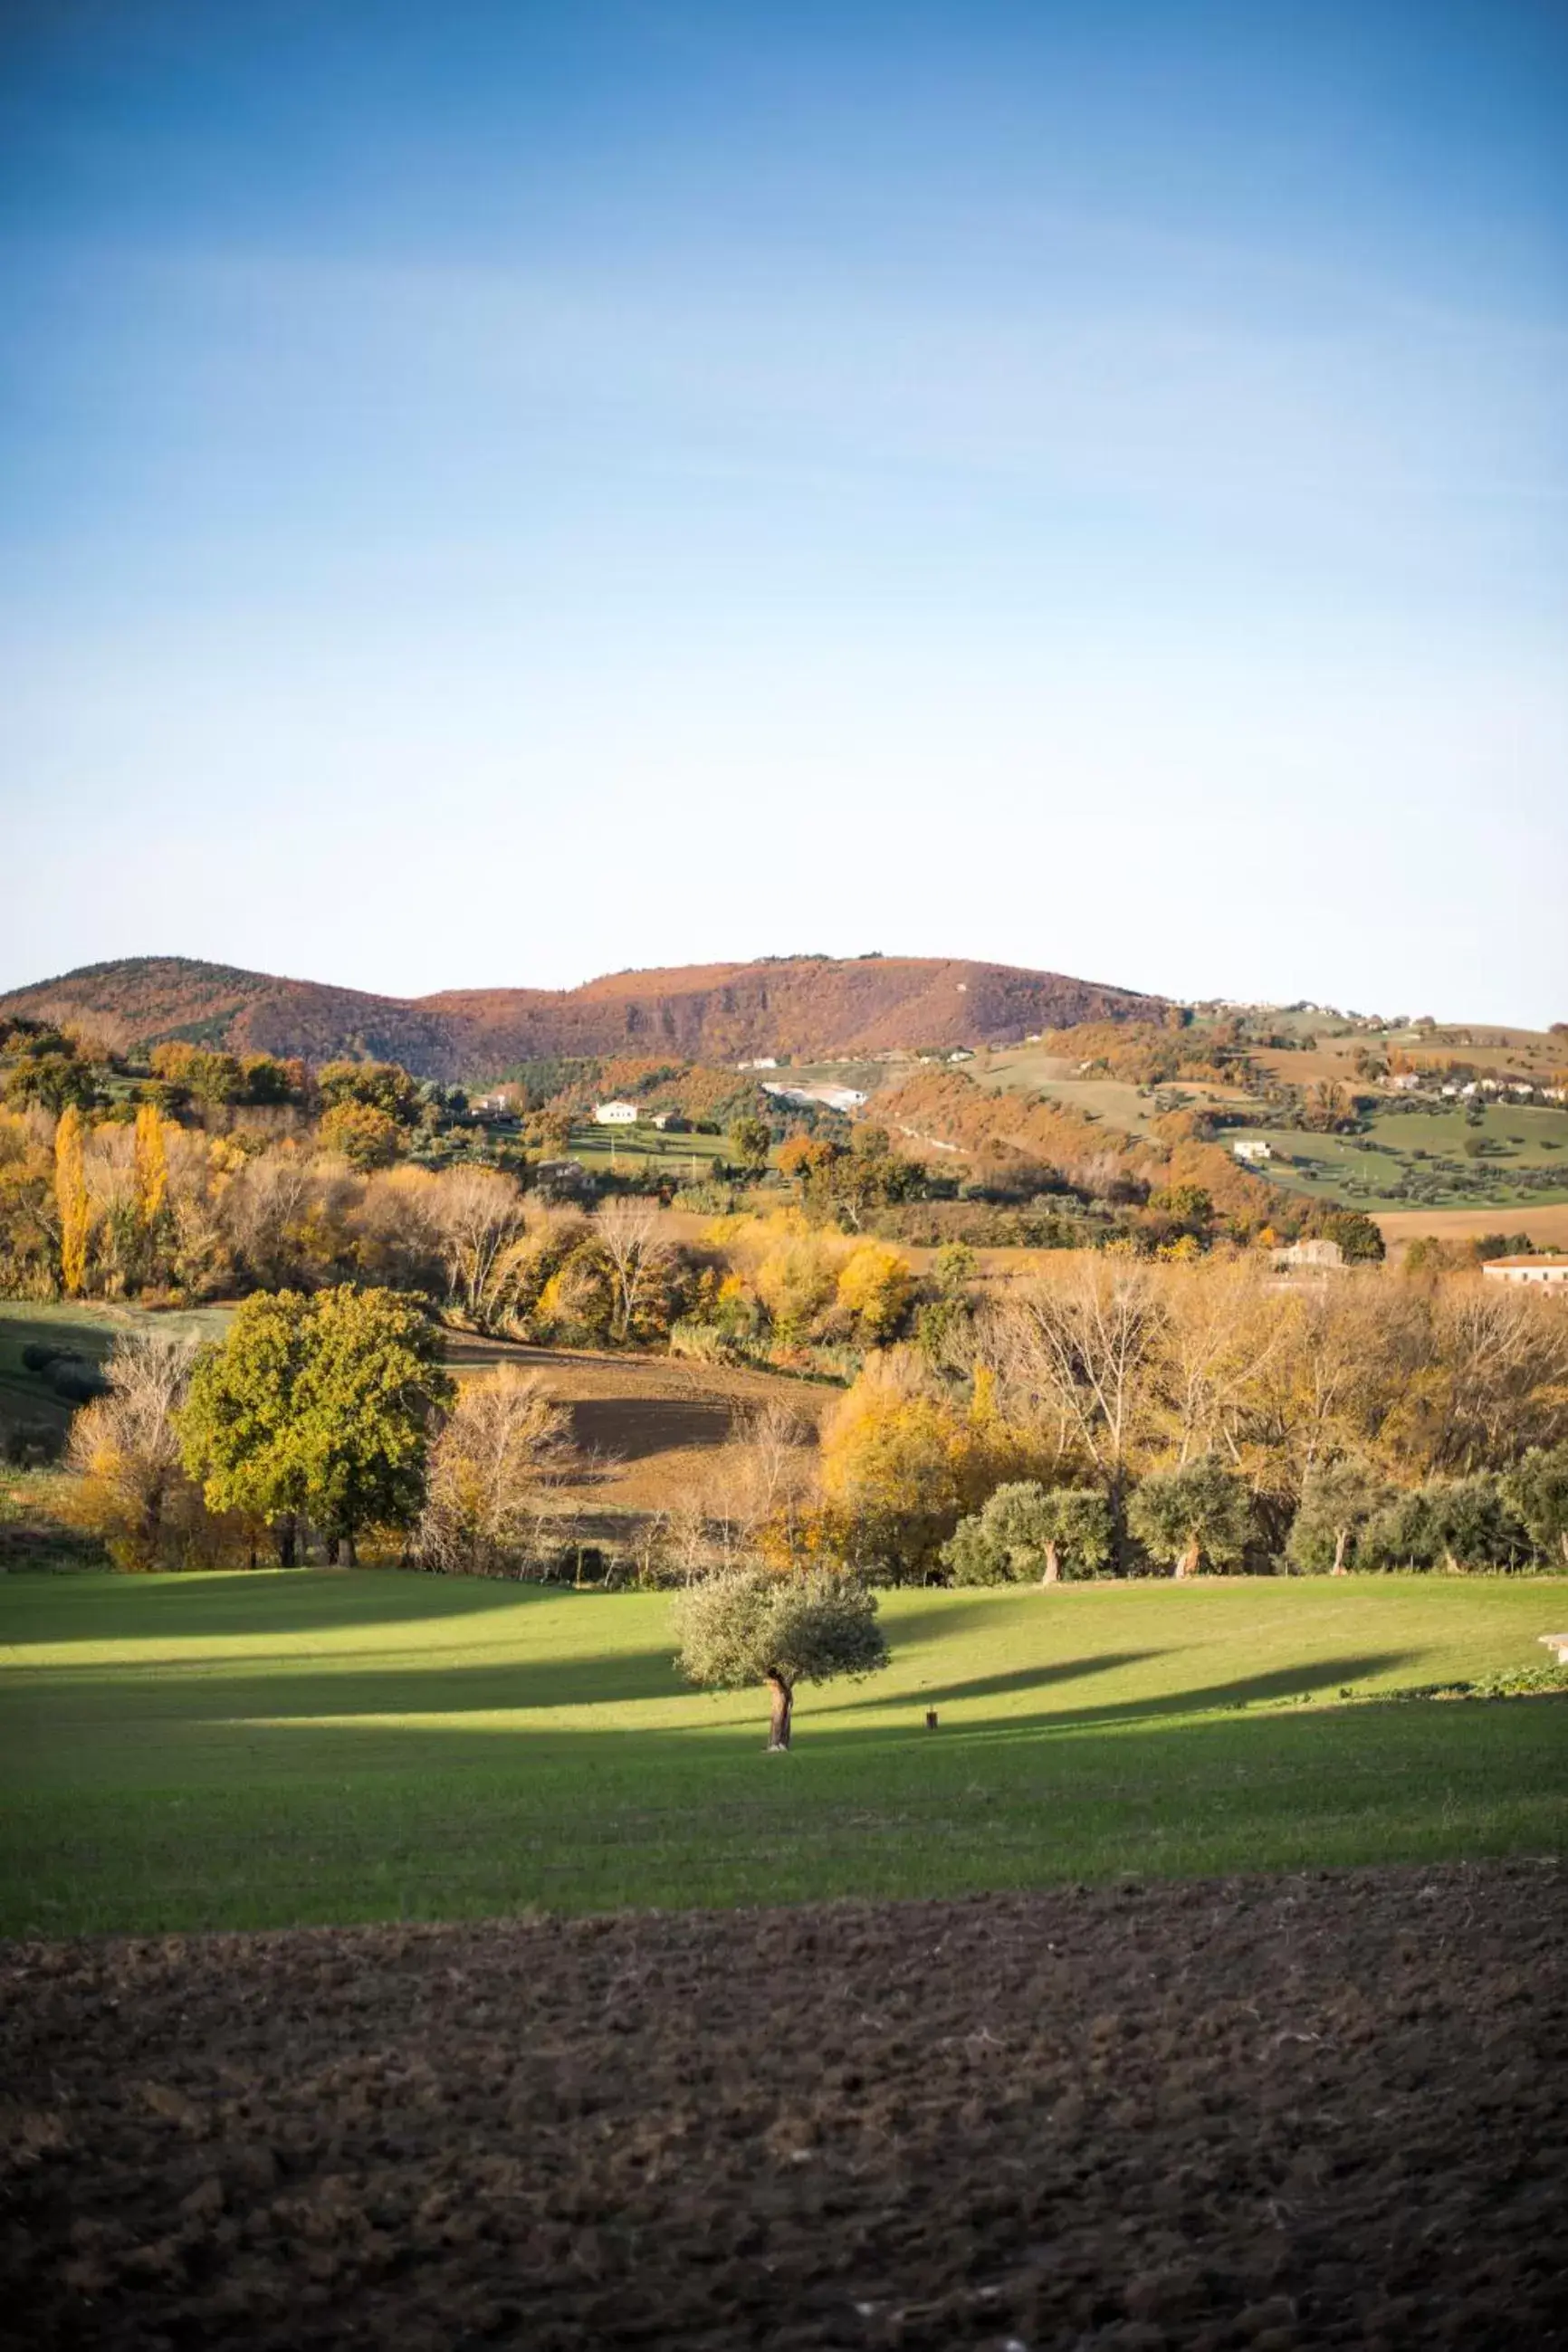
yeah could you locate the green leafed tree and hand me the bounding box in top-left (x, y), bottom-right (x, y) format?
top-left (317, 1059), bottom-right (423, 1127)
top-left (179, 1291), bottom-right (316, 1563)
top-left (1502, 1445), bottom-right (1568, 1572)
top-left (181, 1286), bottom-right (453, 1564)
top-left (942, 1481), bottom-right (1113, 1584)
top-left (672, 1568), bottom-right (888, 1749)
top-left (1285, 1457), bottom-right (1393, 1576)
top-left (728, 1114), bottom-right (773, 1176)
top-left (1129, 1457), bottom-right (1253, 1579)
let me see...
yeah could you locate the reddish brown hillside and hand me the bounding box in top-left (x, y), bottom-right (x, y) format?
top-left (0, 954), bottom-right (1160, 1078)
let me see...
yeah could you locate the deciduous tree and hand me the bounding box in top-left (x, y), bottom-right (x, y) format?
top-left (417, 1366), bottom-right (570, 1575)
top-left (54, 1104), bottom-right (89, 1296)
top-left (181, 1286), bottom-right (452, 1563)
top-left (67, 1331), bottom-right (202, 1570)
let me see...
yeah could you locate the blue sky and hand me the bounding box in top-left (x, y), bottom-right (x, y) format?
top-left (2, 1), bottom-right (1564, 1021)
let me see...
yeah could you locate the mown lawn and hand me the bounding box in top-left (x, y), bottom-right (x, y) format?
top-left (1, 1573), bottom-right (1563, 1936)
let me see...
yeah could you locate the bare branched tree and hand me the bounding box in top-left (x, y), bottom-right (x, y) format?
top-left (66, 1330), bottom-right (202, 1570)
top-left (416, 1366), bottom-right (572, 1575)
top-left (594, 1197), bottom-right (669, 1342)
top-left (431, 1167), bottom-right (531, 1329)
top-left (982, 1260), bottom-right (1167, 1532)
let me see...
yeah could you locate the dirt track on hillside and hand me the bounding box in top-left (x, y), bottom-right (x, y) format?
top-left (3, 1863), bottom-right (1564, 2350)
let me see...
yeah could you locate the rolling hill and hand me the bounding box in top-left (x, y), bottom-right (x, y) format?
top-left (0, 954), bottom-right (1162, 1079)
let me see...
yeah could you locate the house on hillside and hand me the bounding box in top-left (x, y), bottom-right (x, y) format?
top-left (1391, 1073), bottom-right (1422, 1092)
top-left (593, 1101), bottom-right (640, 1125)
top-left (1233, 1139), bottom-right (1273, 1164)
top-left (1482, 1257), bottom-right (1568, 1289)
top-left (1272, 1238), bottom-right (1344, 1271)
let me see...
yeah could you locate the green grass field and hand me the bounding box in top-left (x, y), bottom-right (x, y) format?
top-left (2, 1572), bottom-right (1563, 1937)
top-left (560, 1122), bottom-right (731, 1178)
top-left (1227, 1102), bottom-right (1568, 1212)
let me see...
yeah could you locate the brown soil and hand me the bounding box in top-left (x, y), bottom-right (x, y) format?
top-left (442, 1338), bottom-right (832, 1521)
top-left (1376, 1203), bottom-right (1568, 1253)
top-left (4, 1862), bottom-right (1564, 2349)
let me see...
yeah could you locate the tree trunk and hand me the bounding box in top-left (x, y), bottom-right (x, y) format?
top-left (1174, 1535), bottom-right (1200, 1580)
top-left (1039, 1539), bottom-right (1061, 1586)
top-left (1332, 1525), bottom-right (1349, 1575)
top-left (766, 1674), bottom-right (794, 1752)
top-left (276, 1515), bottom-right (297, 1569)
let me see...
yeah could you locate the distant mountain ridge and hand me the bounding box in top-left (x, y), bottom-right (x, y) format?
top-left (0, 954), bottom-right (1163, 1080)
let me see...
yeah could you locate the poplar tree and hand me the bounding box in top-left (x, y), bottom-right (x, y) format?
top-left (53, 1104), bottom-right (89, 1296)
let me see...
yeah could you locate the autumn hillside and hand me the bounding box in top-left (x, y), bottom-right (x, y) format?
top-left (0, 954), bottom-right (1161, 1078)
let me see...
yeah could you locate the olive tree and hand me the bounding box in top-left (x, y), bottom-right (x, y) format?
top-left (672, 1569), bottom-right (888, 1750)
top-left (942, 1481), bottom-right (1113, 1584)
top-left (1285, 1457), bottom-right (1392, 1576)
top-left (1502, 1445), bottom-right (1568, 1570)
top-left (1128, 1457), bottom-right (1252, 1579)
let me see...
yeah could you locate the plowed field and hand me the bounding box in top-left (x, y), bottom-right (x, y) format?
top-left (4, 1861), bottom-right (1563, 2349)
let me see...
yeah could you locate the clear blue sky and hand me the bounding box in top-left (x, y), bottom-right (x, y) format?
top-left (2, 1), bottom-right (1564, 1022)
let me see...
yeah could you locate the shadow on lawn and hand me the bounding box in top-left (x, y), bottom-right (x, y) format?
top-left (15, 1644), bottom-right (692, 1720)
top-left (819, 1652), bottom-right (1163, 1715)
top-left (14, 1647), bottom-right (1424, 1745)
top-left (850, 1649), bottom-right (1424, 1742)
top-left (1, 1570), bottom-right (567, 1646)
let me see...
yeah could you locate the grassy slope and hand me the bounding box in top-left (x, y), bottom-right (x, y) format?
top-left (1231, 1102), bottom-right (1568, 1213)
top-left (0, 1301), bottom-right (231, 1441)
top-left (1, 1573), bottom-right (1563, 1936)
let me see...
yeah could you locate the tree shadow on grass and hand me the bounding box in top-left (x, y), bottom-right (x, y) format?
top-left (875, 1595), bottom-right (1029, 1647)
top-left (10, 1644), bottom-right (693, 1722)
top-left (811, 1650), bottom-right (1424, 1745)
top-left (0, 1570), bottom-right (574, 1647)
top-left (817, 1653), bottom-right (1162, 1715)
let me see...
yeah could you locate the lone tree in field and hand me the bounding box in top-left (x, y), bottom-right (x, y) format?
top-left (1129, 1457), bottom-right (1253, 1579)
top-left (942, 1481), bottom-right (1113, 1585)
top-left (673, 1569), bottom-right (889, 1750)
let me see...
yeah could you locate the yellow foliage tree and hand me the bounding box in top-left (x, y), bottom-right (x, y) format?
top-left (836, 1240), bottom-right (913, 1341)
top-left (54, 1104), bottom-right (89, 1296)
top-left (817, 1350), bottom-right (1036, 1581)
top-left (133, 1102), bottom-right (168, 1226)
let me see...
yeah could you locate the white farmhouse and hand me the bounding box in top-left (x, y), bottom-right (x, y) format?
top-left (1233, 1139), bottom-right (1273, 1164)
top-left (1482, 1257), bottom-right (1568, 1290)
top-left (1272, 1238), bottom-right (1344, 1271)
top-left (593, 1101), bottom-right (640, 1126)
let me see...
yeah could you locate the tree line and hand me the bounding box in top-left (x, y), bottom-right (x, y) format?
top-left (59, 1248), bottom-right (1568, 1584)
